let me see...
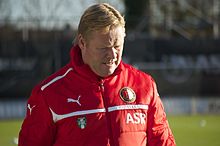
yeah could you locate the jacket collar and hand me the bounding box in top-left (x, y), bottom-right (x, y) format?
top-left (69, 45), bottom-right (124, 82)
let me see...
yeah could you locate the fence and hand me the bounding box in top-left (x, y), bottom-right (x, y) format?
top-left (1, 30), bottom-right (220, 97)
top-left (0, 97), bottom-right (220, 119)
top-left (0, 99), bottom-right (26, 119)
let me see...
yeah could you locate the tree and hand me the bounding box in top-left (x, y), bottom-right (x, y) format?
top-left (0, 0), bottom-right (12, 25)
top-left (124, 0), bottom-right (147, 30)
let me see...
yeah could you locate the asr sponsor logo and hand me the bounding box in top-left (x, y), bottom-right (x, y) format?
top-left (126, 112), bottom-right (146, 124)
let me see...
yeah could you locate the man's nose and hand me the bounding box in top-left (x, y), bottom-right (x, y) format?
top-left (107, 47), bottom-right (117, 59)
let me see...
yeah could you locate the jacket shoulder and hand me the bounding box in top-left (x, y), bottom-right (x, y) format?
top-left (123, 62), bottom-right (154, 81)
top-left (30, 65), bottom-right (73, 96)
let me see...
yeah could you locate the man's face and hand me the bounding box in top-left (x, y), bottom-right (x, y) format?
top-left (79, 26), bottom-right (125, 77)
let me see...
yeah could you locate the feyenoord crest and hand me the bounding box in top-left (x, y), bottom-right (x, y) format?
top-left (77, 117), bottom-right (87, 129)
top-left (119, 87), bottom-right (136, 103)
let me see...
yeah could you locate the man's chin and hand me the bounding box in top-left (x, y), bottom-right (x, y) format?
top-left (100, 68), bottom-right (116, 77)
top-left (95, 64), bottom-right (118, 77)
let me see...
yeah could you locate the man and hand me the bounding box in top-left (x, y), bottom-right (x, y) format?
top-left (19, 3), bottom-right (176, 146)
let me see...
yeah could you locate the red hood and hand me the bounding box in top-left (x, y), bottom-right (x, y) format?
top-left (69, 45), bottom-right (124, 81)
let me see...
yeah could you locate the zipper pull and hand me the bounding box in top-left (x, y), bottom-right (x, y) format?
top-left (99, 79), bottom-right (105, 93)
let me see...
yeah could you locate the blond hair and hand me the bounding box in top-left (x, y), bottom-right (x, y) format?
top-left (75, 3), bottom-right (125, 43)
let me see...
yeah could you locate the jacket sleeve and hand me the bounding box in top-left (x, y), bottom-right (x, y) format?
top-left (18, 86), bottom-right (56, 146)
top-left (147, 79), bottom-right (176, 146)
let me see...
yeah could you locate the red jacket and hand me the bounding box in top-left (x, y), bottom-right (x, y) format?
top-left (19, 45), bottom-right (176, 146)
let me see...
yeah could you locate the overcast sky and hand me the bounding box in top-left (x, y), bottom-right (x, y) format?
top-left (0, 0), bottom-right (125, 29)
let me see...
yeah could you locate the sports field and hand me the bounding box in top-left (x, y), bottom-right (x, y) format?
top-left (0, 115), bottom-right (220, 146)
top-left (169, 115), bottom-right (220, 146)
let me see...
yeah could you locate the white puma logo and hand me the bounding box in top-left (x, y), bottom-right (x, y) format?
top-left (67, 95), bottom-right (81, 106)
top-left (27, 104), bottom-right (36, 115)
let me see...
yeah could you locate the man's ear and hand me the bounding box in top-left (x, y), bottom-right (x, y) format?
top-left (78, 34), bottom-right (86, 50)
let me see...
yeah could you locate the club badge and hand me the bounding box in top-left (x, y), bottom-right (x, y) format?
top-left (119, 87), bottom-right (136, 103)
top-left (77, 117), bottom-right (87, 129)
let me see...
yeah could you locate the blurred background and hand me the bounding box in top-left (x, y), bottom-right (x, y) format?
top-left (0, 0), bottom-right (220, 146)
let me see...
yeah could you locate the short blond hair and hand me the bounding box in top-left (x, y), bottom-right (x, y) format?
top-left (76, 3), bottom-right (125, 42)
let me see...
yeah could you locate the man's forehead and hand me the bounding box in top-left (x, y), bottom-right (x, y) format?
top-left (95, 28), bottom-right (124, 44)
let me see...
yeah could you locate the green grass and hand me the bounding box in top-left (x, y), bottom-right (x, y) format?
top-left (0, 119), bottom-right (22, 146)
top-left (168, 115), bottom-right (220, 146)
top-left (0, 115), bottom-right (220, 146)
